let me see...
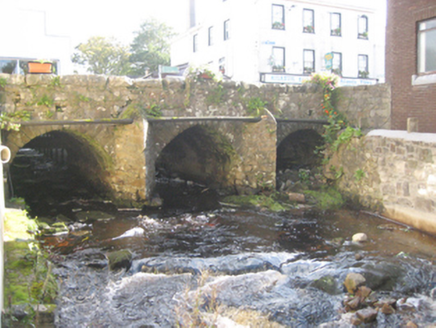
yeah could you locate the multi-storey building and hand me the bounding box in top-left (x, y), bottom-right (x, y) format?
top-left (386, 0), bottom-right (436, 133)
top-left (171, 0), bottom-right (386, 86)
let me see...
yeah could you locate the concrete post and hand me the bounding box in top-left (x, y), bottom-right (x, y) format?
top-left (407, 117), bottom-right (419, 133)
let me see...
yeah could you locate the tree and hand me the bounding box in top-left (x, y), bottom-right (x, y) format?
top-left (129, 19), bottom-right (176, 76)
top-left (72, 36), bottom-right (132, 76)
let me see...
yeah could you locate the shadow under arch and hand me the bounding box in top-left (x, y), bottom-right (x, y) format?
top-left (276, 129), bottom-right (324, 172)
top-left (9, 130), bottom-right (113, 216)
top-left (154, 125), bottom-right (235, 210)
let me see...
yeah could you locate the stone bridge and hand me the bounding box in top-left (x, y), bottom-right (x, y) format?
top-left (0, 74), bottom-right (390, 206)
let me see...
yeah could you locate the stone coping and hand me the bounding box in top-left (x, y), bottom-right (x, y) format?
top-left (367, 129), bottom-right (436, 143)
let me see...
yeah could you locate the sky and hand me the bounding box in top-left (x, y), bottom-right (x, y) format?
top-left (18, 0), bottom-right (385, 48)
top-left (18, 0), bottom-right (189, 47)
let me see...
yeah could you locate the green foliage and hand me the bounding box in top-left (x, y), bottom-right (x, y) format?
top-left (305, 72), bottom-right (362, 165)
top-left (3, 210), bottom-right (58, 326)
top-left (304, 186), bottom-right (345, 210)
top-left (0, 111), bottom-right (30, 131)
top-left (72, 36), bottom-right (132, 75)
top-left (206, 84), bottom-right (226, 105)
top-left (186, 66), bottom-right (222, 82)
top-left (129, 18), bottom-right (176, 75)
top-left (222, 193), bottom-right (291, 212)
top-left (354, 169), bottom-right (365, 182)
top-left (0, 76), bottom-right (7, 89)
top-left (37, 94), bottom-right (54, 107)
top-left (246, 97), bottom-right (267, 116)
top-left (77, 94), bottom-right (90, 102)
top-left (121, 103), bottom-right (162, 119)
top-left (49, 76), bottom-right (62, 88)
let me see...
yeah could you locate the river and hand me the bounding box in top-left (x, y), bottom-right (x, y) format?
top-left (33, 186), bottom-right (436, 328)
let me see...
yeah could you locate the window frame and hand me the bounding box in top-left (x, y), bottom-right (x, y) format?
top-left (417, 17), bottom-right (436, 74)
top-left (358, 54), bottom-right (369, 78)
top-left (193, 34), bottom-right (198, 53)
top-left (224, 19), bottom-right (230, 40)
top-left (271, 46), bottom-right (285, 72)
top-left (303, 49), bottom-right (315, 74)
top-left (303, 9), bottom-right (315, 33)
top-left (208, 26), bottom-right (214, 46)
top-left (330, 12), bottom-right (341, 36)
top-left (272, 4), bottom-right (285, 30)
top-left (332, 52), bottom-right (342, 76)
top-left (358, 15), bottom-right (368, 39)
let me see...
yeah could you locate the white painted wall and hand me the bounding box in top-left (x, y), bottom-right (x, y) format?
top-left (0, 1), bottom-right (73, 74)
top-left (171, 0), bottom-right (386, 84)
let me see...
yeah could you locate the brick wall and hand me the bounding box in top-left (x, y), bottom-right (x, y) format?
top-left (386, 0), bottom-right (436, 133)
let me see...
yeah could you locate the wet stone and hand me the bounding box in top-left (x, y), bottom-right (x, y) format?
top-left (344, 272), bottom-right (366, 294)
top-left (356, 308), bottom-right (378, 323)
top-left (106, 250), bottom-right (133, 271)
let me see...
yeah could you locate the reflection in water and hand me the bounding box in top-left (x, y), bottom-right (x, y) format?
top-left (46, 202), bottom-right (436, 327)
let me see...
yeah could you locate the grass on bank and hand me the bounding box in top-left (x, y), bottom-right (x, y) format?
top-left (3, 208), bottom-right (58, 326)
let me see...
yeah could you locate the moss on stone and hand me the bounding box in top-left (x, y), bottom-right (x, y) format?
top-left (3, 209), bottom-right (58, 324)
top-left (304, 186), bottom-right (345, 210)
top-left (221, 193), bottom-right (292, 212)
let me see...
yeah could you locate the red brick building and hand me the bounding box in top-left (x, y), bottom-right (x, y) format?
top-left (386, 0), bottom-right (436, 133)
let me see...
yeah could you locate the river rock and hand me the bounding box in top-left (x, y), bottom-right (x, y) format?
top-left (356, 308), bottom-right (378, 323)
top-left (352, 233), bottom-right (368, 242)
top-left (344, 273), bottom-right (366, 294)
top-left (380, 303), bottom-right (395, 315)
top-left (107, 249), bottom-right (133, 271)
top-left (310, 275), bottom-right (339, 295)
top-left (287, 192), bottom-right (306, 203)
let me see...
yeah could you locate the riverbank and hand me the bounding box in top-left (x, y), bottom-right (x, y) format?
top-left (2, 208), bottom-right (57, 327)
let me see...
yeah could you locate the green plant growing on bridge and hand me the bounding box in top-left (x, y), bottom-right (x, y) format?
top-left (37, 94), bottom-right (54, 107)
top-left (305, 72), bottom-right (361, 159)
top-left (121, 103), bottom-right (162, 119)
top-left (49, 76), bottom-right (62, 88)
top-left (0, 110), bottom-right (30, 131)
top-left (354, 168), bottom-right (365, 182)
top-left (246, 97), bottom-right (267, 117)
top-left (206, 84), bottom-right (226, 106)
top-left (0, 76), bottom-right (7, 89)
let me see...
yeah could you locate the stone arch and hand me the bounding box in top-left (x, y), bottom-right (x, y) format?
top-left (276, 128), bottom-right (324, 172)
top-left (5, 127), bottom-right (113, 210)
top-left (154, 124), bottom-right (236, 188)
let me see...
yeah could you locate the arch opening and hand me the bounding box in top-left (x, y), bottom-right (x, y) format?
top-left (154, 125), bottom-right (234, 210)
top-left (9, 130), bottom-right (111, 216)
top-left (276, 129), bottom-right (324, 191)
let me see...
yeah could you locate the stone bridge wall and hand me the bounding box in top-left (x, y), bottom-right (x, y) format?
top-left (0, 73), bottom-right (391, 203)
top-left (330, 130), bottom-right (436, 235)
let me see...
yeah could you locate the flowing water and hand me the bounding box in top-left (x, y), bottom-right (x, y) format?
top-left (34, 185), bottom-right (436, 328)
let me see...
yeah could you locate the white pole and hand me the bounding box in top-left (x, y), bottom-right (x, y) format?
top-left (0, 136), bottom-right (11, 318)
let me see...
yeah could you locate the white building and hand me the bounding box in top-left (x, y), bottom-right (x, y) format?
top-left (0, 1), bottom-right (73, 75)
top-left (171, 0), bottom-right (386, 86)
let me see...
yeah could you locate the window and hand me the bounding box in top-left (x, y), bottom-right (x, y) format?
top-left (418, 18), bottom-right (436, 73)
top-left (0, 59), bottom-right (18, 74)
top-left (224, 20), bottom-right (230, 40)
top-left (272, 4), bottom-right (285, 30)
top-left (331, 13), bottom-right (341, 36)
top-left (219, 57), bottom-right (226, 74)
top-left (193, 34), bottom-right (198, 52)
top-left (303, 49), bottom-right (315, 74)
top-left (332, 52), bottom-right (342, 76)
top-left (271, 47), bottom-right (285, 72)
top-left (303, 9), bottom-right (314, 33)
top-left (358, 55), bottom-right (369, 78)
top-left (358, 15), bottom-right (368, 39)
top-left (208, 26), bottom-right (214, 46)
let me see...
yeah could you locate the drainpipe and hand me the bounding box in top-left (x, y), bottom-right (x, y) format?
top-left (0, 137), bottom-right (11, 315)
